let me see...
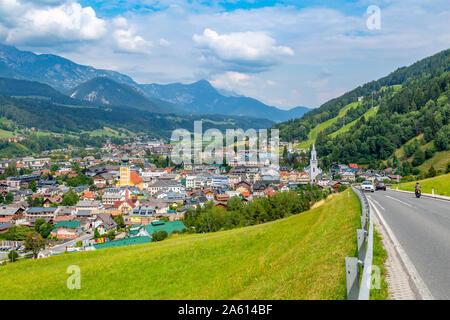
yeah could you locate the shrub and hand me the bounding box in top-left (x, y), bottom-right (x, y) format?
top-left (8, 250), bottom-right (19, 263)
top-left (152, 230), bottom-right (168, 242)
top-left (412, 149), bottom-right (425, 167)
top-left (427, 165), bottom-right (436, 178)
top-left (107, 230), bottom-right (116, 241)
top-left (24, 231), bottom-right (45, 259)
top-left (425, 148), bottom-right (435, 160)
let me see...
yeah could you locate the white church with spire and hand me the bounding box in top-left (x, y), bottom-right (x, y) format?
top-left (304, 144), bottom-right (322, 183)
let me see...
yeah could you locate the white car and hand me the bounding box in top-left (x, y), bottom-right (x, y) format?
top-left (361, 181), bottom-right (375, 192)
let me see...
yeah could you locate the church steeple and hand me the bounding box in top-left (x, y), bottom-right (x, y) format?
top-left (310, 144), bottom-right (319, 182)
top-left (311, 144), bottom-right (317, 162)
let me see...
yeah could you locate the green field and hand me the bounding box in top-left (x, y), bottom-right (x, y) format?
top-left (0, 128), bottom-right (15, 138)
top-left (386, 134), bottom-right (449, 174)
top-left (329, 106), bottom-right (379, 138)
top-left (390, 134), bottom-right (426, 162)
top-left (418, 150), bottom-right (450, 172)
top-left (399, 173), bottom-right (450, 196)
top-left (0, 191), bottom-right (369, 300)
top-left (295, 85), bottom-right (402, 150)
top-left (83, 126), bottom-right (135, 138)
top-left (296, 101), bottom-right (366, 149)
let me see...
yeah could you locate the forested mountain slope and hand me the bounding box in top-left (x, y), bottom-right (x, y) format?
top-left (275, 48), bottom-right (450, 169)
top-left (0, 94), bottom-right (273, 137)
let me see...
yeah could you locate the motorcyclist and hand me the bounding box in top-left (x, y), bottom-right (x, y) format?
top-left (415, 182), bottom-right (421, 196)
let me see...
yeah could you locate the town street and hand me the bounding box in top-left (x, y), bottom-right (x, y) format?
top-left (368, 190), bottom-right (450, 299)
top-left (42, 233), bottom-right (93, 256)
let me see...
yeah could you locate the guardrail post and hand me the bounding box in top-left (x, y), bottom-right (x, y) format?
top-left (345, 257), bottom-right (360, 300)
top-left (348, 184), bottom-right (374, 300)
top-left (361, 215), bottom-right (367, 230)
top-left (357, 229), bottom-right (366, 262)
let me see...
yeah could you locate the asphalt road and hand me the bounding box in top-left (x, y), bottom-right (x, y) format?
top-left (42, 233), bottom-right (93, 255)
top-left (0, 233), bottom-right (92, 261)
top-left (367, 189), bottom-right (450, 299)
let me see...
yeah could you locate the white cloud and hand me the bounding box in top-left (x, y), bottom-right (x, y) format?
top-left (193, 28), bottom-right (294, 72)
top-left (159, 38), bottom-right (170, 47)
top-left (2, 1), bottom-right (106, 45)
top-left (114, 28), bottom-right (151, 53)
top-left (113, 17), bottom-right (129, 28)
top-left (210, 71), bottom-right (285, 106)
top-left (210, 71), bottom-right (251, 90)
top-left (111, 16), bottom-right (151, 54)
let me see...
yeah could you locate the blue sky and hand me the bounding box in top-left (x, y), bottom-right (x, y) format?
top-left (78, 0), bottom-right (364, 16)
top-left (0, 0), bottom-right (449, 109)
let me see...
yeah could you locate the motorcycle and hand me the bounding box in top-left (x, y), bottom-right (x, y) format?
top-left (415, 189), bottom-right (421, 198)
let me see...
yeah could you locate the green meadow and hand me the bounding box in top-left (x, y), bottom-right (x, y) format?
top-left (0, 190), bottom-right (375, 300)
top-left (399, 173), bottom-right (450, 196)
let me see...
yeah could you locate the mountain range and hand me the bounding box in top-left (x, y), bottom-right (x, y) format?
top-left (68, 77), bottom-right (184, 114)
top-left (0, 44), bottom-right (136, 91)
top-left (0, 43), bottom-right (309, 122)
top-left (139, 80), bottom-right (309, 122)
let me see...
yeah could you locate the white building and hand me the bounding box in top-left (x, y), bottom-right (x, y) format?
top-left (148, 180), bottom-right (182, 195)
top-left (304, 144), bottom-right (322, 182)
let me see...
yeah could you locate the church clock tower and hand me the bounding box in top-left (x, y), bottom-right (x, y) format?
top-left (119, 154), bottom-right (130, 187)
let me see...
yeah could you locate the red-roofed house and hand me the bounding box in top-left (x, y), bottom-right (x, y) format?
top-left (215, 193), bottom-right (230, 202)
top-left (113, 199), bottom-right (138, 215)
top-left (130, 171), bottom-right (144, 190)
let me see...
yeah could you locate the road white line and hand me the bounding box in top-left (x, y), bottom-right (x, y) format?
top-left (367, 196), bottom-right (385, 210)
top-left (385, 195), bottom-right (414, 208)
top-left (388, 189), bottom-right (450, 203)
top-left (368, 198), bottom-right (434, 300)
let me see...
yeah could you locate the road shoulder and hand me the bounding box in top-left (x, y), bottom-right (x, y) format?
top-left (369, 197), bottom-right (434, 299)
top-left (370, 203), bottom-right (416, 300)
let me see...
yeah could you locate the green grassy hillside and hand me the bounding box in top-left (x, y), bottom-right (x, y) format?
top-left (386, 132), bottom-right (448, 174)
top-left (295, 85), bottom-right (400, 150)
top-left (398, 173), bottom-right (450, 196)
top-left (297, 101), bottom-right (362, 149)
top-left (417, 150), bottom-right (450, 172)
top-left (329, 106), bottom-right (379, 138)
top-left (0, 191), bottom-right (363, 300)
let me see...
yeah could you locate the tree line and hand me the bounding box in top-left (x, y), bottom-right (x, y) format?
top-left (183, 184), bottom-right (331, 233)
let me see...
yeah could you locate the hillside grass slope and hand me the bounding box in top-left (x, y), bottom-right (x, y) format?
top-left (398, 173), bottom-right (450, 196)
top-left (0, 191), bottom-right (362, 300)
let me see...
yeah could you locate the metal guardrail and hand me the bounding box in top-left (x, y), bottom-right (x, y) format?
top-left (345, 184), bottom-right (374, 300)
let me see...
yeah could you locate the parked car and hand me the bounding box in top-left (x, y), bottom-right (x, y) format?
top-left (376, 182), bottom-right (386, 191)
top-left (361, 180), bottom-right (375, 192)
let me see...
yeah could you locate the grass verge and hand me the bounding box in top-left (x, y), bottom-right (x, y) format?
top-left (370, 229), bottom-right (389, 300)
top-left (399, 173), bottom-right (450, 196)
